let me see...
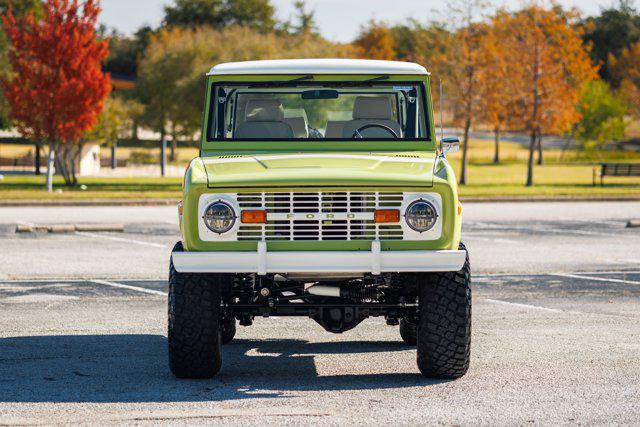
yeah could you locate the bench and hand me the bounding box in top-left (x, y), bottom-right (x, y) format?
top-left (593, 163), bottom-right (640, 185)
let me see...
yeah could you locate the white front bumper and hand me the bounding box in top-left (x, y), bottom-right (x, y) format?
top-left (172, 241), bottom-right (466, 275)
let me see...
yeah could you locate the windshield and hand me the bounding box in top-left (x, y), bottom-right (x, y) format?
top-left (208, 83), bottom-right (429, 141)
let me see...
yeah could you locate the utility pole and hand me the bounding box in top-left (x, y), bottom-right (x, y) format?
top-left (111, 140), bottom-right (117, 169)
top-left (34, 141), bottom-right (41, 175)
top-left (160, 138), bottom-right (167, 177)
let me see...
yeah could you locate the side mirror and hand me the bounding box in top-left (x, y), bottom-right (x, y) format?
top-left (440, 137), bottom-right (460, 155)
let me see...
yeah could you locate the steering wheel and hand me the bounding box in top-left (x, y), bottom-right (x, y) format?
top-left (351, 123), bottom-right (399, 139)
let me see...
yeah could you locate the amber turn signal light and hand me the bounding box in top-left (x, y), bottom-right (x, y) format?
top-left (375, 209), bottom-right (400, 223)
top-left (241, 210), bottom-right (267, 223)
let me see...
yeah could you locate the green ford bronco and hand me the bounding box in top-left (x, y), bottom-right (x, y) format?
top-left (169, 59), bottom-right (471, 379)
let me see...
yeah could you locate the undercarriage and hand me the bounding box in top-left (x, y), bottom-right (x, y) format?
top-left (221, 273), bottom-right (419, 333)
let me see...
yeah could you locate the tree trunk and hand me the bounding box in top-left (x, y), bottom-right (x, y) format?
top-left (459, 119), bottom-right (471, 185)
top-left (56, 144), bottom-right (81, 187)
top-left (527, 38), bottom-right (541, 187)
top-left (526, 129), bottom-right (536, 187)
top-left (493, 127), bottom-right (500, 164)
top-left (45, 142), bottom-right (55, 192)
top-left (536, 130), bottom-right (543, 165)
top-left (559, 137), bottom-right (573, 161)
top-left (111, 140), bottom-right (117, 169)
top-left (170, 137), bottom-right (177, 162)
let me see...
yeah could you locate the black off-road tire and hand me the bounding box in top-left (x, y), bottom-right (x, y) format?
top-left (399, 318), bottom-right (417, 345)
top-left (416, 243), bottom-right (471, 379)
top-left (220, 316), bottom-right (236, 344)
top-left (168, 242), bottom-right (224, 379)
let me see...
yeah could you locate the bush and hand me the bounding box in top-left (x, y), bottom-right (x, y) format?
top-left (129, 150), bottom-right (156, 164)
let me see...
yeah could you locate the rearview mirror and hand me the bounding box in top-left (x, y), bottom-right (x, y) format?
top-left (301, 89), bottom-right (339, 100)
top-left (440, 137), bottom-right (460, 155)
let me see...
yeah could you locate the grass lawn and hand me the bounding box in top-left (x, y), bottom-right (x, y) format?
top-left (1, 141), bottom-right (639, 200)
top-left (0, 176), bottom-right (182, 200)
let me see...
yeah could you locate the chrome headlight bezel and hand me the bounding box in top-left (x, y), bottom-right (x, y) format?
top-left (202, 201), bottom-right (236, 234)
top-left (404, 199), bottom-right (438, 233)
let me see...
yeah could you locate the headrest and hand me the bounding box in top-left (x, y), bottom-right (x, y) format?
top-left (352, 96), bottom-right (393, 120)
top-left (245, 99), bottom-right (284, 122)
top-left (284, 116), bottom-right (308, 137)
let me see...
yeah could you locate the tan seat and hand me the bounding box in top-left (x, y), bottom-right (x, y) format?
top-left (284, 117), bottom-right (308, 138)
top-left (235, 99), bottom-right (294, 139)
top-left (341, 97), bottom-right (402, 138)
top-left (324, 121), bottom-right (347, 138)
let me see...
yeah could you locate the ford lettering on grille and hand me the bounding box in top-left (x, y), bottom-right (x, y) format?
top-left (237, 192), bottom-right (403, 241)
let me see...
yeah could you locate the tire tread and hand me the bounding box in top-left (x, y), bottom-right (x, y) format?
top-left (417, 242), bottom-right (471, 379)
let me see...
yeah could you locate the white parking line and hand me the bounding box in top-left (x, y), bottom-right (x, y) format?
top-left (92, 279), bottom-right (167, 296)
top-left (571, 219), bottom-right (625, 226)
top-left (76, 231), bottom-right (168, 249)
top-left (552, 273), bottom-right (640, 286)
top-left (483, 298), bottom-right (563, 313)
top-left (471, 221), bottom-right (638, 238)
top-left (0, 278), bottom-right (165, 283)
top-left (571, 270), bottom-right (640, 275)
top-left (462, 234), bottom-right (519, 244)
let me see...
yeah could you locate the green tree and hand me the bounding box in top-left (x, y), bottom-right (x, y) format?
top-left (290, 0), bottom-right (317, 35)
top-left (87, 96), bottom-right (143, 167)
top-left (0, 0), bottom-right (42, 17)
top-left (582, 0), bottom-right (640, 81)
top-left (225, 0), bottom-right (275, 30)
top-left (103, 26), bottom-right (154, 78)
top-left (163, 0), bottom-right (275, 32)
top-left (574, 80), bottom-right (628, 151)
top-left (136, 25), bottom-right (354, 161)
top-left (609, 41), bottom-right (640, 117)
top-left (390, 20), bottom-right (450, 66)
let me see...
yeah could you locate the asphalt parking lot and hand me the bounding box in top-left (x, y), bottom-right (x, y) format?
top-left (0, 202), bottom-right (639, 424)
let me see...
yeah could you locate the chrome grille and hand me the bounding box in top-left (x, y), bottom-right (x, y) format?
top-left (237, 192), bottom-right (404, 241)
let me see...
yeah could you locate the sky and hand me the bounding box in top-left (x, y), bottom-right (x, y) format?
top-left (99, 0), bottom-right (626, 42)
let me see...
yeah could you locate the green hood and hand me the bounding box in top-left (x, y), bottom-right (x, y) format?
top-left (203, 152), bottom-right (436, 188)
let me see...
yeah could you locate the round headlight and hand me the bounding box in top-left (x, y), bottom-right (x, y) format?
top-left (405, 200), bottom-right (438, 232)
top-left (203, 201), bottom-right (236, 233)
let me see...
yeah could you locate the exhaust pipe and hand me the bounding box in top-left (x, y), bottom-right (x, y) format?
top-left (306, 284), bottom-right (381, 299)
top-left (306, 285), bottom-right (340, 297)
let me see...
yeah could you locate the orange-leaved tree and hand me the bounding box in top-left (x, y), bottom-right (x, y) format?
top-left (354, 21), bottom-right (396, 60)
top-left (490, 5), bottom-right (596, 186)
top-left (1, 0), bottom-right (110, 190)
top-left (477, 20), bottom-right (510, 164)
top-left (433, 0), bottom-right (488, 185)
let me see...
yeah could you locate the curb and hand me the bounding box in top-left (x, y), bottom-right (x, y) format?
top-left (15, 223), bottom-right (125, 233)
top-left (460, 195), bottom-right (640, 203)
top-left (0, 199), bottom-right (180, 207)
top-left (1, 195), bottom-right (639, 207)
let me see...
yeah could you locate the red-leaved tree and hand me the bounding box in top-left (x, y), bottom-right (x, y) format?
top-left (1, 0), bottom-right (110, 189)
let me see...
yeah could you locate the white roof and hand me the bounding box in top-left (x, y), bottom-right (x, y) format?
top-left (208, 59), bottom-right (429, 76)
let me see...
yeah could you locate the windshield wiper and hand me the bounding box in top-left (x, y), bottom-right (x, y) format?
top-left (288, 75), bottom-right (314, 82)
top-left (249, 75), bottom-right (314, 87)
top-left (364, 75), bottom-right (390, 82)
